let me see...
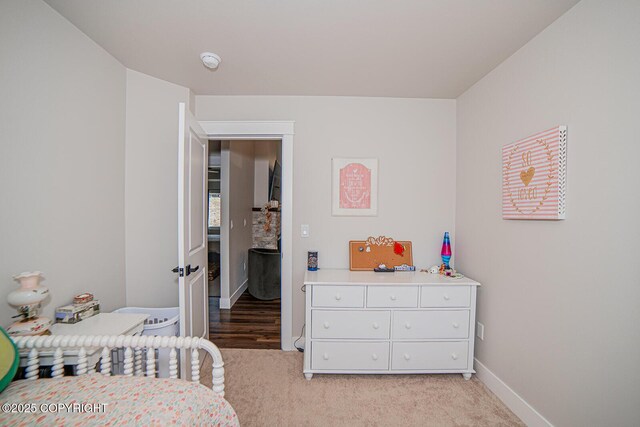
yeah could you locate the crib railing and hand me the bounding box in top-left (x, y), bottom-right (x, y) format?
top-left (11, 335), bottom-right (225, 397)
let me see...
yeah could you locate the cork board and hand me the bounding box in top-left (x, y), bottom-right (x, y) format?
top-left (349, 237), bottom-right (413, 271)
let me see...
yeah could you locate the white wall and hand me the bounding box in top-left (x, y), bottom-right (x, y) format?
top-left (456, 1), bottom-right (640, 425)
top-left (196, 96), bottom-right (457, 338)
top-left (254, 140), bottom-right (280, 207)
top-left (124, 69), bottom-right (191, 307)
top-left (220, 141), bottom-right (255, 306)
top-left (0, 0), bottom-right (126, 326)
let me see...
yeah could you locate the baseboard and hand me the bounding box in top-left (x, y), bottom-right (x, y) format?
top-left (474, 358), bottom-right (553, 427)
top-left (219, 279), bottom-right (248, 309)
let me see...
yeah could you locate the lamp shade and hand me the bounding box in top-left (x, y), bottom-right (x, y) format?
top-left (7, 286), bottom-right (48, 306)
top-left (8, 271), bottom-right (48, 307)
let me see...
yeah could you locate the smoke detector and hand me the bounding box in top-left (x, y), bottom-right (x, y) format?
top-left (200, 52), bottom-right (221, 69)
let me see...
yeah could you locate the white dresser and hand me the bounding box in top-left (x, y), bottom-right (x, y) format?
top-left (303, 269), bottom-right (480, 380)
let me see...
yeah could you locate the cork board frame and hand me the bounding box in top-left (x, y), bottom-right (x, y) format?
top-left (349, 238), bottom-right (413, 271)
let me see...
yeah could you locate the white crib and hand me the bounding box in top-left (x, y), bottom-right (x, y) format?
top-left (11, 334), bottom-right (225, 397)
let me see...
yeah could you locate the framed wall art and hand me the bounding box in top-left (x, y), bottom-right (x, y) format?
top-left (332, 158), bottom-right (378, 216)
top-left (502, 126), bottom-right (567, 220)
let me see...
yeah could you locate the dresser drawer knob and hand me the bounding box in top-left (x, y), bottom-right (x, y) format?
top-left (403, 353), bottom-right (411, 361)
top-left (323, 321), bottom-right (330, 329)
top-left (452, 322), bottom-right (459, 329)
top-left (372, 322), bottom-right (380, 330)
top-left (451, 353), bottom-right (459, 360)
top-left (390, 295), bottom-right (397, 301)
top-left (335, 294), bottom-right (342, 301)
top-left (372, 353), bottom-right (379, 361)
top-left (323, 353), bottom-right (329, 360)
top-left (443, 294), bottom-right (450, 301)
top-left (405, 322), bottom-right (412, 329)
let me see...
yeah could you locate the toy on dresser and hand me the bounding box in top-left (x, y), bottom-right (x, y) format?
top-left (55, 293), bottom-right (100, 324)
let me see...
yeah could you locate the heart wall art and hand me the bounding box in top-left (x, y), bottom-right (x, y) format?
top-left (502, 126), bottom-right (567, 220)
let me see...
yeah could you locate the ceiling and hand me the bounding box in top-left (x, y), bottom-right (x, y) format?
top-left (44, 0), bottom-right (579, 98)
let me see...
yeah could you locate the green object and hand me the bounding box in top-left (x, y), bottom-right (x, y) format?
top-left (0, 327), bottom-right (19, 392)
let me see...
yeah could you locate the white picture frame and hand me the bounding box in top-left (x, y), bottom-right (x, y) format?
top-left (332, 158), bottom-right (378, 216)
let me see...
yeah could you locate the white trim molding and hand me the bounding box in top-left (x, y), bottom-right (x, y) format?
top-left (474, 358), bottom-right (554, 427)
top-left (199, 120), bottom-right (295, 351)
top-left (220, 279), bottom-right (248, 310)
top-left (200, 121), bottom-right (294, 138)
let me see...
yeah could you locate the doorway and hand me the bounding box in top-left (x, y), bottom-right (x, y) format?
top-left (199, 121), bottom-right (294, 350)
top-left (207, 139), bottom-right (282, 349)
top-left (200, 121), bottom-right (294, 350)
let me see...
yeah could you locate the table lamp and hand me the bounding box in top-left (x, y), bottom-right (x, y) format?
top-left (441, 232), bottom-right (452, 268)
top-left (6, 271), bottom-right (52, 336)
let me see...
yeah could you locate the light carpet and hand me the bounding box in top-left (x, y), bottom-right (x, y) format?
top-left (201, 349), bottom-right (524, 427)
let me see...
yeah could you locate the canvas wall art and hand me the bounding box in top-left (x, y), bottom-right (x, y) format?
top-left (502, 126), bottom-right (567, 220)
top-left (332, 158), bottom-right (378, 216)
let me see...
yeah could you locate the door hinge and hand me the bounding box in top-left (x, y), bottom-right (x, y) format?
top-left (171, 266), bottom-right (184, 277)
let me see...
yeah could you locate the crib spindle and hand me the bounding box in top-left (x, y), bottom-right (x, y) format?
top-left (191, 349), bottom-right (200, 383)
top-left (123, 347), bottom-right (133, 377)
top-left (146, 347), bottom-right (156, 377)
top-left (212, 365), bottom-right (225, 395)
top-left (51, 347), bottom-right (64, 378)
top-left (100, 347), bottom-right (112, 376)
top-left (169, 348), bottom-right (178, 379)
top-left (134, 347), bottom-right (143, 376)
top-left (25, 348), bottom-right (39, 380)
top-left (76, 347), bottom-right (88, 375)
top-left (11, 335), bottom-right (227, 397)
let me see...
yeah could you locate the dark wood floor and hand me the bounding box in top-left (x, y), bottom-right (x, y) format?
top-left (209, 291), bottom-right (281, 349)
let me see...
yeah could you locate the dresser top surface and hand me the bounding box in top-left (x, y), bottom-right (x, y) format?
top-left (304, 269), bottom-right (480, 286)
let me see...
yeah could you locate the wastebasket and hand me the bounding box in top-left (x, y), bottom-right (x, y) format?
top-left (112, 307), bottom-right (179, 378)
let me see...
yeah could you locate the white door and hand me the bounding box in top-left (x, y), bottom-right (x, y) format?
top-left (177, 103), bottom-right (208, 379)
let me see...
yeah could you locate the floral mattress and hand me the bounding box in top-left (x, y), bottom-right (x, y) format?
top-left (0, 373), bottom-right (238, 426)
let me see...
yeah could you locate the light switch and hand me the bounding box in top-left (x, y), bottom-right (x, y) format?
top-left (301, 224), bottom-right (310, 238)
top-left (230, 220), bottom-right (234, 230)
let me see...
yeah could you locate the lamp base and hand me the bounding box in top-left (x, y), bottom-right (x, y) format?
top-left (6, 316), bottom-right (52, 337)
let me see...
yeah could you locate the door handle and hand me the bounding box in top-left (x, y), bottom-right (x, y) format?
top-left (186, 264), bottom-right (200, 276)
top-left (171, 266), bottom-right (184, 277)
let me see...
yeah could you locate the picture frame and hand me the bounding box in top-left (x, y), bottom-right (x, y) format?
top-left (332, 158), bottom-right (378, 216)
top-left (502, 126), bottom-right (567, 220)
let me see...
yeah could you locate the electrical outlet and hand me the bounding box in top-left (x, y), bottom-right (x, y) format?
top-left (476, 322), bottom-right (485, 340)
top-left (301, 224), bottom-right (310, 238)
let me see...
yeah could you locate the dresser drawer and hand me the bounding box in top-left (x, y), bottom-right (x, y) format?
top-left (421, 286), bottom-right (470, 308)
top-left (312, 285), bottom-right (365, 308)
top-left (312, 310), bottom-right (390, 339)
top-left (312, 341), bottom-right (389, 371)
top-left (393, 310), bottom-right (469, 339)
top-left (367, 286), bottom-right (418, 308)
top-left (392, 342), bottom-right (468, 370)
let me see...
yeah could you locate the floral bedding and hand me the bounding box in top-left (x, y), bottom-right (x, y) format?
top-left (0, 373), bottom-right (238, 426)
